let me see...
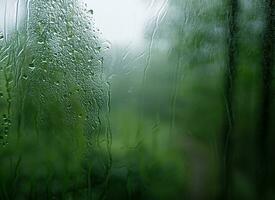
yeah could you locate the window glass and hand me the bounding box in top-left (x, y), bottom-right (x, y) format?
top-left (0, 0), bottom-right (274, 199)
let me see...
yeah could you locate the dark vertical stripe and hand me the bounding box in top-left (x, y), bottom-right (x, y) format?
top-left (220, 0), bottom-right (239, 199)
top-left (258, 0), bottom-right (274, 199)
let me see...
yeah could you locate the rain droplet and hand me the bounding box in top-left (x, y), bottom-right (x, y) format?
top-left (55, 81), bottom-right (60, 86)
top-left (88, 9), bottom-right (93, 15)
top-left (29, 63), bottom-right (36, 70)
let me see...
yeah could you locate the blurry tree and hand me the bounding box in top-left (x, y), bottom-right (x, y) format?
top-left (0, 0), bottom-right (111, 198)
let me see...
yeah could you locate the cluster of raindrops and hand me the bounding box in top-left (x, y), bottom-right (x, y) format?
top-left (0, 0), bottom-right (109, 148)
top-left (0, 29), bottom-right (11, 147)
top-left (0, 114), bottom-right (10, 147)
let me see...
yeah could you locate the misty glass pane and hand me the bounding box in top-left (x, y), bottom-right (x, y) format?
top-left (0, 0), bottom-right (274, 199)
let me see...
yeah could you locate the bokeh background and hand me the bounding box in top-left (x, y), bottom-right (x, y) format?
top-left (0, 0), bottom-right (274, 199)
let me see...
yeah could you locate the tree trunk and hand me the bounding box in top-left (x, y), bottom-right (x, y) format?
top-left (220, 0), bottom-right (239, 199)
top-left (257, 0), bottom-right (274, 199)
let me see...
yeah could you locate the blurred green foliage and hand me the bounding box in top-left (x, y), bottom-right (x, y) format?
top-left (0, 0), bottom-right (274, 199)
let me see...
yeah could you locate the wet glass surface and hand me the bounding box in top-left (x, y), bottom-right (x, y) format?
top-left (0, 0), bottom-right (274, 199)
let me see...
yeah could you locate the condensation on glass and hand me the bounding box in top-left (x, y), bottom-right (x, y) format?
top-left (0, 0), bottom-right (274, 199)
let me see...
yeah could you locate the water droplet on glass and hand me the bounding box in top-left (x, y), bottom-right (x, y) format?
top-left (88, 9), bottom-right (93, 15)
top-left (55, 81), bottom-right (60, 86)
top-left (0, 32), bottom-right (4, 40)
top-left (29, 63), bottom-right (36, 70)
top-left (23, 75), bottom-right (28, 80)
